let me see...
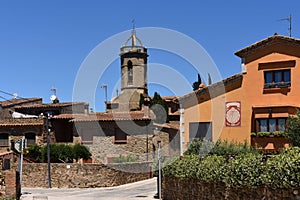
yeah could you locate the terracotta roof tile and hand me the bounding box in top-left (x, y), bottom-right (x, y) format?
top-left (15, 102), bottom-right (87, 109)
top-left (0, 118), bottom-right (44, 127)
top-left (235, 34), bottom-right (300, 58)
top-left (53, 111), bottom-right (151, 122)
top-left (161, 96), bottom-right (179, 102)
top-left (0, 98), bottom-right (42, 108)
top-left (179, 73), bottom-right (243, 103)
top-left (153, 121), bottom-right (180, 130)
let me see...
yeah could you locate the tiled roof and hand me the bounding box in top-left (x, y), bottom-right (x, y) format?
top-left (169, 110), bottom-right (180, 116)
top-left (154, 121), bottom-right (180, 130)
top-left (161, 96), bottom-right (179, 102)
top-left (179, 73), bottom-right (243, 103)
top-left (15, 102), bottom-right (87, 109)
top-left (0, 118), bottom-right (44, 127)
top-left (0, 98), bottom-right (42, 108)
top-left (235, 34), bottom-right (300, 58)
top-left (53, 111), bottom-right (151, 122)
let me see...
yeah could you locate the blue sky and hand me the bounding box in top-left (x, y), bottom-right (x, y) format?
top-left (0, 1), bottom-right (299, 111)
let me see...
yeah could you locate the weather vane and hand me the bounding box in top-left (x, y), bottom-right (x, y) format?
top-left (131, 19), bottom-right (136, 34)
top-left (278, 14), bottom-right (292, 37)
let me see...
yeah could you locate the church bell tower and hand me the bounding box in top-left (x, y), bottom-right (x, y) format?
top-left (107, 28), bottom-right (148, 112)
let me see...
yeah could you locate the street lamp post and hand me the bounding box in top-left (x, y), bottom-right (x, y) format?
top-left (157, 138), bottom-right (162, 199)
top-left (45, 112), bottom-right (52, 188)
top-left (154, 133), bottom-right (162, 199)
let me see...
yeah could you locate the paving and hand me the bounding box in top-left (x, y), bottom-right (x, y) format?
top-left (21, 177), bottom-right (159, 200)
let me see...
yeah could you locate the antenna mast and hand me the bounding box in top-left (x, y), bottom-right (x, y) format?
top-left (278, 14), bottom-right (292, 37)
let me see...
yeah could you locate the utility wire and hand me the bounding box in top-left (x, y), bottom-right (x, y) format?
top-left (0, 89), bottom-right (26, 100)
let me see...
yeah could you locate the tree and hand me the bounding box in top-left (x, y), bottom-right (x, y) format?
top-left (192, 73), bottom-right (202, 91)
top-left (150, 92), bottom-right (169, 124)
top-left (285, 111), bottom-right (300, 147)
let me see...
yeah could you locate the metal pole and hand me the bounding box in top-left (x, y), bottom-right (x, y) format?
top-left (158, 140), bottom-right (162, 199)
top-left (19, 139), bottom-right (24, 193)
top-left (101, 85), bottom-right (108, 111)
top-left (46, 114), bottom-right (52, 188)
top-left (289, 14), bottom-right (292, 37)
top-left (146, 121), bottom-right (148, 161)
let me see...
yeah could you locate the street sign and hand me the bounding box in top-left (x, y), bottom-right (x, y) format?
top-left (14, 140), bottom-right (22, 153)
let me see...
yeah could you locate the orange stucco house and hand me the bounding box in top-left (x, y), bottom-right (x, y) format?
top-left (179, 34), bottom-right (300, 153)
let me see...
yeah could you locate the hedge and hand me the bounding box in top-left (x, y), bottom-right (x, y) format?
top-left (163, 142), bottom-right (300, 189)
top-left (26, 143), bottom-right (91, 163)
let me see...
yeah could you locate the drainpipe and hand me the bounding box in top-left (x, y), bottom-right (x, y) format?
top-left (179, 103), bottom-right (184, 156)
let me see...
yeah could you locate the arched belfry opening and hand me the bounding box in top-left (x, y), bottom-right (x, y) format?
top-left (127, 60), bottom-right (133, 85)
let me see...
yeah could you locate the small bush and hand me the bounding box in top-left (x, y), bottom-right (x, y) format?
top-left (163, 155), bottom-right (201, 178)
top-left (112, 154), bottom-right (138, 163)
top-left (26, 143), bottom-right (91, 163)
top-left (225, 153), bottom-right (265, 187)
top-left (273, 131), bottom-right (285, 137)
top-left (163, 147), bottom-right (300, 189)
top-left (185, 139), bottom-right (258, 157)
top-left (285, 111), bottom-right (300, 146)
top-left (73, 143), bottom-right (92, 161)
top-left (251, 132), bottom-right (257, 137)
top-left (262, 148), bottom-right (300, 189)
top-left (257, 132), bottom-right (270, 137)
top-left (196, 155), bottom-right (226, 183)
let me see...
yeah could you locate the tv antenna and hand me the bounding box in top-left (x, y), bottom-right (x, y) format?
top-left (50, 87), bottom-right (57, 101)
top-left (278, 14), bottom-right (292, 37)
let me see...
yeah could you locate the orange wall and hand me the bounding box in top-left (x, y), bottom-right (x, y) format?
top-left (182, 43), bottom-right (300, 150)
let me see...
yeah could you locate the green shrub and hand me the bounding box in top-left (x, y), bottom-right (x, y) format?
top-left (163, 155), bottom-right (201, 178)
top-left (251, 132), bottom-right (257, 137)
top-left (262, 148), bottom-right (300, 188)
top-left (112, 154), bottom-right (138, 163)
top-left (26, 144), bottom-right (43, 162)
top-left (185, 139), bottom-right (258, 157)
top-left (43, 144), bottom-right (73, 163)
top-left (225, 153), bottom-right (265, 187)
top-left (285, 111), bottom-right (300, 146)
top-left (26, 143), bottom-right (91, 163)
top-left (273, 131), bottom-right (285, 137)
top-left (257, 132), bottom-right (270, 137)
top-left (196, 155), bottom-right (227, 183)
top-left (73, 143), bottom-right (91, 161)
top-left (185, 139), bottom-right (214, 156)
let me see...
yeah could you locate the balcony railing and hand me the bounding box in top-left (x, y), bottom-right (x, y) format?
top-left (264, 81), bottom-right (291, 89)
top-left (120, 46), bottom-right (147, 54)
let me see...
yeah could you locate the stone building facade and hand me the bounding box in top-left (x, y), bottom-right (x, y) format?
top-left (107, 29), bottom-right (148, 112)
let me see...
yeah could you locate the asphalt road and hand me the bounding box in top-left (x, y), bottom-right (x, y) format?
top-left (21, 178), bottom-right (158, 200)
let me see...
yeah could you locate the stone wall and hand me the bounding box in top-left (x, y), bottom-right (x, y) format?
top-left (162, 177), bottom-right (300, 200)
top-left (22, 162), bottom-right (152, 188)
top-left (88, 131), bottom-right (171, 164)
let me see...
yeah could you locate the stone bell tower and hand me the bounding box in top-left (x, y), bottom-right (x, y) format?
top-left (107, 28), bottom-right (148, 112)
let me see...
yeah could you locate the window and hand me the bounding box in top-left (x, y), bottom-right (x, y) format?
top-left (0, 133), bottom-right (8, 147)
top-left (25, 132), bottom-right (36, 146)
top-left (114, 128), bottom-right (127, 144)
top-left (264, 69), bottom-right (291, 88)
top-left (257, 118), bottom-right (286, 133)
top-left (127, 60), bottom-right (133, 85)
top-left (189, 122), bottom-right (212, 141)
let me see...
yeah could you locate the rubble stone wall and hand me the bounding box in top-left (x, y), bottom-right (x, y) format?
top-left (22, 162), bottom-right (152, 188)
top-left (162, 177), bottom-right (300, 200)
